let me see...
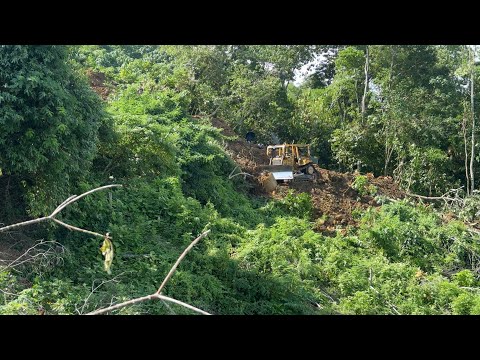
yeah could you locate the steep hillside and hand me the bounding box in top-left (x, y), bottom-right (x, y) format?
top-left (211, 117), bottom-right (405, 232)
top-left (5, 45), bottom-right (480, 316)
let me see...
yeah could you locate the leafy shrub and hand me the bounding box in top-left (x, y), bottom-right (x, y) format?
top-left (275, 190), bottom-right (313, 219)
top-left (453, 270), bottom-right (476, 287)
top-left (352, 174), bottom-right (377, 197)
top-left (458, 192), bottom-right (480, 222)
top-left (451, 293), bottom-right (477, 315)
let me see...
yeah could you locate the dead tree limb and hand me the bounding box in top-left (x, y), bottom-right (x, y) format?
top-left (460, 286), bottom-right (480, 291)
top-left (361, 46), bottom-right (369, 118)
top-left (86, 230), bottom-right (211, 315)
top-left (228, 166), bottom-right (239, 178)
top-left (157, 230), bottom-right (210, 294)
top-left (51, 218), bottom-right (104, 238)
top-left (157, 294), bottom-right (210, 315)
top-left (86, 294), bottom-right (157, 315)
top-left (369, 269), bottom-right (401, 315)
top-left (0, 184), bottom-right (122, 235)
top-left (466, 227), bottom-right (480, 236)
top-left (86, 293), bottom-right (210, 315)
top-left (229, 166), bottom-right (254, 180)
top-left (470, 46), bottom-right (476, 194)
top-left (229, 172), bottom-right (254, 179)
top-left (405, 192), bottom-right (463, 205)
top-left (0, 216), bottom-right (50, 233)
top-left (49, 184), bottom-right (122, 218)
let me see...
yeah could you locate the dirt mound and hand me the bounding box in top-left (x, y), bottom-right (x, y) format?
top-left (370, 175), bottom-right (404, 199)
top-left (86, 70), bottom-right (112, 100)
top-left (287, 167), bottom-right (404, 232)
top-left (211, 117), bottom-right (405, 234)
top-left (212, 118), bottom-right (270, 176)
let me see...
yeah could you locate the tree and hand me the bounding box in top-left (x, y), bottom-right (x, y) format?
top-left (0, 45), bottom-right (104, 218)
top-left (301, 48), bottom-right (341, 89)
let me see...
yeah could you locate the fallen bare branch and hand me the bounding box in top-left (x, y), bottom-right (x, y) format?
top-left (369, 270), bottom-right (401, 315)
top-left (467, 227), bottom-right (480, 235)
top-left (228, 166), bottom-right (239, 178)
top-left (370, 285), bottom-right (401, 315)
top-left (460, 286), bottom-right (480, 291)
top-left (86, 230), bottom-right (212, 315)
top-left (0, 185), bottom-right (121, 280)
top-left (51, 218), bottom-right (104, 238)
top-left (86, 294), bottom-right (156, 315)
top-left (0, 287), bottom-right (21, 298)
top-left (86, 293), bottom-right (211, 316)
top-left (156, 229), bottom-right (211, 294)
top-left (405, 192), bottom-right (462, 204)
top-left (0, 217), bottom-right (50, 233)
top-left (318, 287), bottom-right (338, 304)
top-left (49, 184), bottom-right (122, 218)
top-left (0, 184), bottom-right (121, 239)
top-left (228, 166), bottom-right (254, 179)
top-left (229, 172), bottom-right (254, 179)
top-left (56, 195), bottom-right (78, 211)
top-left (156, 294), bottom-right (210, 315)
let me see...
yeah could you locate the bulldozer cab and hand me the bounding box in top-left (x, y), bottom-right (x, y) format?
top-left (267, 144), bottom-right (311, 166)
top-left (267, 145), bottom-right (286, 165)
top-left (295, 144), bottom-right (311, 166)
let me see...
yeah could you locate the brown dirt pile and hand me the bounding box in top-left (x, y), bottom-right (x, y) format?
top-left (211, 117), bottom-right (405, 234)
top-left (86, 70), bottom-right (112, 100)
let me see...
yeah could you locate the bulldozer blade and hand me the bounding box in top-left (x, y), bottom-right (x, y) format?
top-left (259, 165), bottom-right (294, 180)
top-left (272, 171), bottom-right (294, 180)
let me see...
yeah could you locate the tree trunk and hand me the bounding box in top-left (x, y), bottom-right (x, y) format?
top-left (389, 46), bottom-right (395, 90)
top-left (355, 79), bottom-right (360, 113)
top-left (338, 98), bottom-right (346, 127)
top-left (383, 46), bottom-right (396, 176)
top-left (361, 46), bottom-right (369, 120)
top-left (463, 109), bottom-right (471, 195)
top-left (470, 47), bottom-right (476, 194)
top-left (385, 141), bottom-right (394, 177)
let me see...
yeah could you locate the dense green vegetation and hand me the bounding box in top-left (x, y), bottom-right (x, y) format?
top-left (2, 45), bottom-right (480, 315)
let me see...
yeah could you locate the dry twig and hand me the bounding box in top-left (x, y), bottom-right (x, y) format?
top-left (2, 240), bottom-right (65, 271)
top-left (77, 272), bottom-right (127, 314)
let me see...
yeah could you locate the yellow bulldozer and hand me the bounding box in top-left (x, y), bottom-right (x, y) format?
top-left (262, 143), bottom-right (317, 181)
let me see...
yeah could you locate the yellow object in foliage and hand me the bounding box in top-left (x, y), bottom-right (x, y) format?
top-left (100, 233), bottom-right (114, 274)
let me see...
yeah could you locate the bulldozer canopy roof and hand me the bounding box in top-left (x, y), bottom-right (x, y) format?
top-left (267, 144), bottom-right (310, 148)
